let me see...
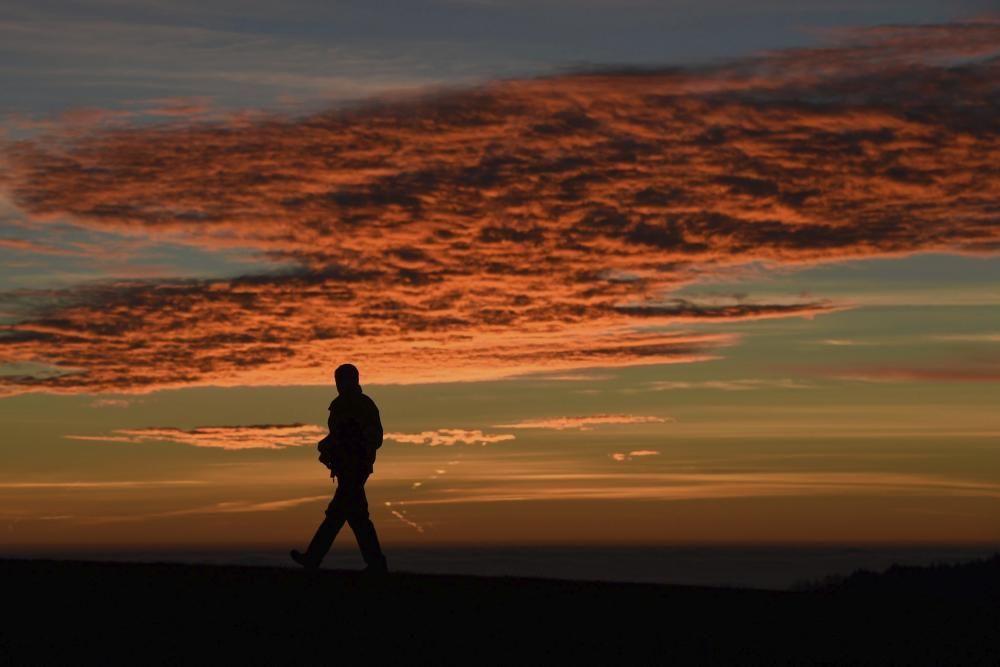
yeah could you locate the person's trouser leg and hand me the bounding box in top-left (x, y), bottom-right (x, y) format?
top-left (304, 483), bottom-right (351, 565)
top-left (346, 484), bottom-right (387, 568)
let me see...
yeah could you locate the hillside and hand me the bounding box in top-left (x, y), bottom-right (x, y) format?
top-left (2, 556), bottom-right (998, 665)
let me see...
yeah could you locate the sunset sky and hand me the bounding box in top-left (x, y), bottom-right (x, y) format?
top-left (1, 1), bottom-right (999, 553)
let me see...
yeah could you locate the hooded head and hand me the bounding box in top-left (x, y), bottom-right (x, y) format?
top-left (334, 363), bottom-right (362, 395)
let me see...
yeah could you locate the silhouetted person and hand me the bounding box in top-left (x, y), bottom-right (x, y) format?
top-left (291, 363), bottom-right (388, 573)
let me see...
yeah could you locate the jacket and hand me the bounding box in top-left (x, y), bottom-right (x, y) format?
top-left (322, 389), bottom-right (383, 476)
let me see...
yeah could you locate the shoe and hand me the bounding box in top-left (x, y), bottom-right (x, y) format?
top-left (290, 549), bottom-right (319, 570)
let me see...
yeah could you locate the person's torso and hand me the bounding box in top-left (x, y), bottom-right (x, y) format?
top-left (328, 393), bottom-right (377, 473)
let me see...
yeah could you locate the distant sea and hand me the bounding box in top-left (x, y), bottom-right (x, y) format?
top-left (7, 544), bottom-right (998, 590)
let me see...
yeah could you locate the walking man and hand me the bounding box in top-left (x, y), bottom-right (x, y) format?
top-left (291, 363), bottom-right (388, 573)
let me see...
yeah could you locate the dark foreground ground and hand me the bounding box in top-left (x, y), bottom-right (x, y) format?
top-left (2, 556), bottom-right (998, 665)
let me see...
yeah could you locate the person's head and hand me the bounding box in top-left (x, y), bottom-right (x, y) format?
top-left (334, 363), bottom-right (361, 394)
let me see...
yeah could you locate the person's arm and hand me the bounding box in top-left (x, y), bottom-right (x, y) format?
top-left (318, 401), bottom-right (338, 473)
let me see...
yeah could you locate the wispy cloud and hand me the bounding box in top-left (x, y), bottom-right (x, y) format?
top-left (819, 339), bottom-right (875, 347)
top-left (3, 20), bottom-right (1000, 393)
top-left (65, 423), bottom-right (325, 450)
top-left (68, 423), bottom-right (517, 449)
top-left (0, 238), bottom-right (81, 256)
top-left (89, 397), bottom-right (139, 408)
top-left (389, 471), bottom-right (1000, 506)
top-left (0, 14), bottom-right (448, 120)
top-left (831, 366), bottom-right (1000, 383)
top-left (80, 494), bottom-right (330, 524)
top-left (0, 480), bottom-right (205, 489)
top-left (494, 414), bottom-right (669, 430)
top-left (647, 378), bottom-right (812, 391)
top-left (207, 495), bottom-right (329, 513)
top-left (388, 508), bottom-right (426, 533)
top-left (513, 372), bottom-right (615, 382)
top-left (927, 333), bottom-right (1000, 343)
top-left (384, 429), bottom-right (515, 446)
top-left (610, 450), bottom-right (660, 462)
top-left (815, 333), bottom-right (1000, 347)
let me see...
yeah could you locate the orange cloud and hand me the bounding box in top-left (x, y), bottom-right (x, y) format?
top-left (3, 97), bottom-right (215, 138)
top-left (2, 20), bottom-right (999, 393)
top-left (65, 423), bottom-right (326, 450)
top-left (611, 450), bottom-right (660, 462)
top-left (0, 238), bottom-right (80, 256)
top-left (384, 429), bottom-right (515, 446)
top-left (495, 414), bottom-right (669, 431)
top-left (647, 378), bottom-right (812, 391)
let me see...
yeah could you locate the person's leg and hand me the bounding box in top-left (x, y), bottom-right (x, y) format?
top-left (303, 484), bottom-right (350, 565)
top-left (346, 482), bottom-right (387, 570)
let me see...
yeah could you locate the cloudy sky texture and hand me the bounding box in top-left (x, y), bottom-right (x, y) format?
top-left (1, 1), bottom-right (998, 551)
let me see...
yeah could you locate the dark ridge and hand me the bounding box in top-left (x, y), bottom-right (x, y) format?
top-left (814, 553), bottom-right (1000, 597)
top-left (2, 557), bottom-right (998, 665)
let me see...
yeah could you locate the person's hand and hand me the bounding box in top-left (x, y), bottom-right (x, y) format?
top-left (318, 445), bottom-right (337, 468)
